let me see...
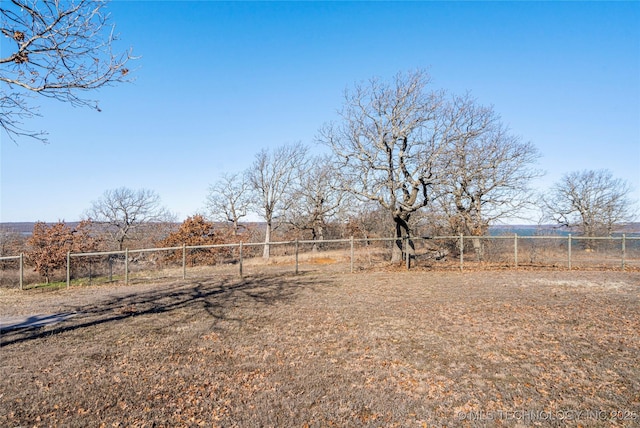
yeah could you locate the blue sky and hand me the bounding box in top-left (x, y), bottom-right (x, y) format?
top-left (1, 1), bottom-right (639, 223)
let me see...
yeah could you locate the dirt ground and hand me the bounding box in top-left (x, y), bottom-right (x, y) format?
top-left (1, 267), bottom-right (639, 427)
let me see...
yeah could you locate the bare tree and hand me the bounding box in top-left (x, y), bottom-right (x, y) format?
top-left (545, 169), bottom-right (636, 238)
top-left (1, 0), bottom-right (134, 143)
top-left (206, 172), bottom-right (251, 236)
top-left (436, 95), bottom-right (541, 258)
top-left (85, 187), bottom-right (173, 250)
top-left (317, 70), bottom-right (455, 262)
top-left (285, 154), bottom-right (345, 247)
top-left (247, 143), bottom-right (308, 259)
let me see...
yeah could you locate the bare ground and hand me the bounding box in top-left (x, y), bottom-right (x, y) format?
top-left (1, 267), bottom-right (639, 427)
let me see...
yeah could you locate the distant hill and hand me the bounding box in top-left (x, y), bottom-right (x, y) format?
top-left (618, 222), bottom-right (640, 233)
top-left (0, 222), bottom-right (83, 235)
top-left (490, 223), bottom-right (640, 236)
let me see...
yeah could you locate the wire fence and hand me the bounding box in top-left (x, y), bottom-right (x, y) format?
top-left (1, 234), bottom-right (639, 290)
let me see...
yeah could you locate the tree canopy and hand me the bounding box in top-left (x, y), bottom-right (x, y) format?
top-left (546, 169), bottom-right (636, 237)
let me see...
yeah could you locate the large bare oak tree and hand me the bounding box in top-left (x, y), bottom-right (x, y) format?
top-left (436, 94), bottom-right (541, 257)
top-left (318, 70), bottom-right (454, 262)
top-left (1, 0), bottom-right (134, 142)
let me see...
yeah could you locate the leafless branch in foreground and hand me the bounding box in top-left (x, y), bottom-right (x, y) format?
top-left (1, 0), bottom-right (135, 143)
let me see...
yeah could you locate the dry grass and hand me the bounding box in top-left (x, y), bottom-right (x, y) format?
top-left (1, 267), bottom-right (639, 427)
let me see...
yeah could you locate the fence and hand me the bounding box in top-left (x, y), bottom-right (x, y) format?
top-left (1, 234), bottom-right (639, 289)
top-left (0, 254), bottom-right (24, 289)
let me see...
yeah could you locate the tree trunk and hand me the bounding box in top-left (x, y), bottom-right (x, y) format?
top-left (472, 236), bottom-right (484, 261)
top-left (392, 222), bottom-right (403, 262)
top-left (262, 222), bottom-right (271, 260)
top-left (311, 223), bottom-right (325, 253)
top-left (391, 214), bottom-right (412, 263)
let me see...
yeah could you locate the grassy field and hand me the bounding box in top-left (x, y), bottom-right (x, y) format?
top-left (1, 267), bottom-right (639, 427)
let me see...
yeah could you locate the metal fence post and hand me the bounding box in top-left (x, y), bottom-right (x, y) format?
top-left (622, 234), bottom-right (626, 271)
top-left (459, 234), bottom-right (464, 271)
top-left (405, 237), bottom-right (410, 270)
top-left (295, 240), bottom-right (299, 275)
top-left (182, 243), bottom-right (186, 280)
top-left (19, 253), bottom-right (24, 291)
top-left (350, 236), bottom-right (354, 273)
top-left (514, 233), bottom-right (518, 269)
top-left (66, 251), bottom-right (70, 288)
top-left (568, 234), bottom-right (572, 270)
top-left (125, 248), bottom-right (129, 285)
top-left (239, 242), bottom-right (243, 278)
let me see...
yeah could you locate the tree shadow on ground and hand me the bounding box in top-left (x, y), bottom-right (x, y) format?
top-left (0, 271), bottom-right (325, 347)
